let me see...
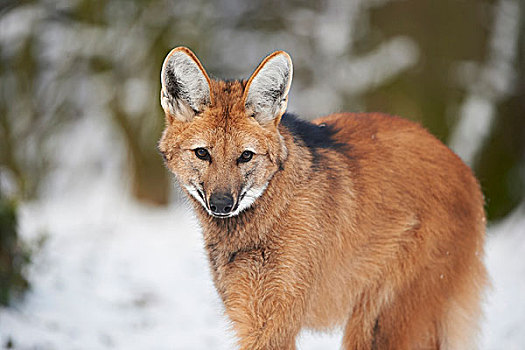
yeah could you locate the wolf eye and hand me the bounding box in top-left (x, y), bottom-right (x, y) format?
top-left (194, 148), bottom-right (211, 161)
top-left (238, 150), bottom-right (254, 163)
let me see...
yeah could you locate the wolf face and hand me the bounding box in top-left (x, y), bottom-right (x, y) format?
top-left (158, 47), bottom-right (292, 218)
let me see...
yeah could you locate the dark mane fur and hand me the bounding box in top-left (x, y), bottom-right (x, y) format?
top-left (280, 113), bottom-right (348, 167)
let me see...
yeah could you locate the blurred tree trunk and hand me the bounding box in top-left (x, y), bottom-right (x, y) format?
top-left (110, 98), bottom-right (170, 206)
top-left (475, 6), bottom-right (525, 220)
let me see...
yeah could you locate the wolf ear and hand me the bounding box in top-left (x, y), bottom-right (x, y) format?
top-left (244, 51), bottom-right (293, 126)
top-left (160, 47), bottom-right (212, 123)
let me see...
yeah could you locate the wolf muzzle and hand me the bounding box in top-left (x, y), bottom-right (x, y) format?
top-left (209, 192), bottom-right (235, 215)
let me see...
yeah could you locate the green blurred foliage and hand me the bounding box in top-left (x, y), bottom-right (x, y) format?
top-left (0, 2), bottom-right (73, 198)
top-left (0, 194), bottom-right (30, 306)
top-left (363, 0), bottom-right (491, 140)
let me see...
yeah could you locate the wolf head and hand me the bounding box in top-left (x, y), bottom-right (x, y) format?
top-left (158, 47), bottom-right (293, 218)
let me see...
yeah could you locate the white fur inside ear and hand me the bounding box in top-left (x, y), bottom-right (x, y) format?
top-left (161, 50), bottom-right (211, 122)
top-left (245, 53), bottom-right (293, 125)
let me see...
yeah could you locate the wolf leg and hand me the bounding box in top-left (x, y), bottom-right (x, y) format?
top-left (221, 249), bottom-right (313, 350)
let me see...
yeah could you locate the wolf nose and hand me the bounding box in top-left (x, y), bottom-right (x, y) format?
top-left (209, 192), bottom-right (234, 214)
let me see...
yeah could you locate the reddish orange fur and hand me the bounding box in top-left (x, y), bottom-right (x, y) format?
top-left (158, 50), bottom-right (487, 349)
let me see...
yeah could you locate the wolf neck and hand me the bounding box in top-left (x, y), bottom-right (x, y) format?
top-left (195, 125), bottom-right (312, 250)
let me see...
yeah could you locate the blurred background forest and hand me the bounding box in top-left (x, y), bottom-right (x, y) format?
top-left (1, 0), bottom-right (523, 216)
top-left (0, 0), bottom-right (524, 348)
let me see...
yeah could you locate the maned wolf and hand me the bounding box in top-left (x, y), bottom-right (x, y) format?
top-left (158, 47), bottom-right (487, 350)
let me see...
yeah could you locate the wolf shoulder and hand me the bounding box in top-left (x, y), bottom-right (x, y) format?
top-left (312, 112), bottom-right (471, 172)
top-left (305, 112), bottom-right (482, 209)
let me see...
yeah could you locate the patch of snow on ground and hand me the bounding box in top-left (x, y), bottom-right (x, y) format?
top-left (480, 206), bottom-right (525, 350)
top-left (1, 115), bottom-right (524, 349)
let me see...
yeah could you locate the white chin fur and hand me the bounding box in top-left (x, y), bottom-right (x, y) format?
top-left (184, 183), bottom-right (268, 218)
top-left (231, 183), bottom-right (268, 216)
top-left (183, 184), bottom-right (207, 209)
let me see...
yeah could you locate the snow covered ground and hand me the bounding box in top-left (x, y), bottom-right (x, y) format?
top-left (1, 116), bottom-right (524, 349)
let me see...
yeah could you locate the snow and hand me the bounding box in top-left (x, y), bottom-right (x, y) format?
top-left (1, 115), bottom-right (524, 349)
top-left (480, 207), bottom-right (525, 350)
